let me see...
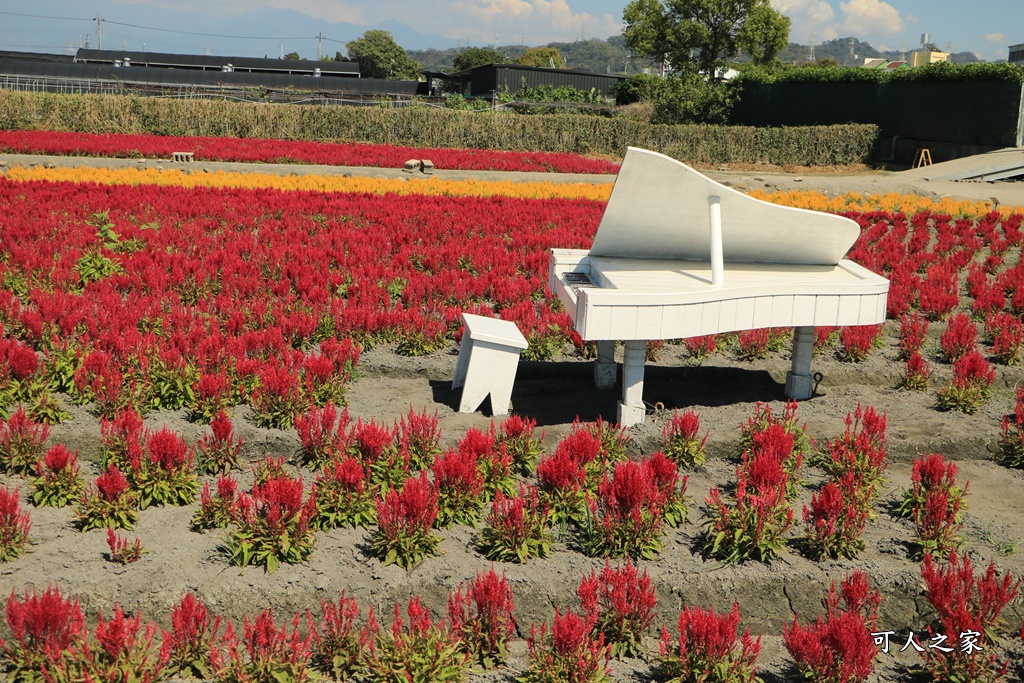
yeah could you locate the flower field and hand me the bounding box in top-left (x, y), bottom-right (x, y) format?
top-left (4, 155), bottom-right (1024, 682)
top-left (0, 130), bottom-right (621, 174)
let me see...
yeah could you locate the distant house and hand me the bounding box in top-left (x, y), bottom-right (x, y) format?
top-left (907, 49), bottom-right (949, 67)
top-left (862, 58), bottom-right (907, 70)
top-left (447, 63), bottom-right (626, 100)
top-left (1010, 43), bottom-right (1024, 66)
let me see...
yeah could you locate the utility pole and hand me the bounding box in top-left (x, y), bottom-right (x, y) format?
top-left (808, 33), bottom-right (815, 63)
top-left (317, 32), bottom-right (323, 60)
top-left (96, 15), bottom-right (103, 50)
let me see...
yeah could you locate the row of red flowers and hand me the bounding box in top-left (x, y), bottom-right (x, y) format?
top-left (0, 130), bottom-right (620, 174)
top-left (1, 557), bottom-right (1018, 683)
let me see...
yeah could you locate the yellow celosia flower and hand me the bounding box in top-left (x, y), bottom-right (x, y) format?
top-left (2, 165), bottom-right (613, 202)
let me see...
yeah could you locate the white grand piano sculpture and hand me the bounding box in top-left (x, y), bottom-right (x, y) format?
top-left (548, 147), bottom-right (890, 426)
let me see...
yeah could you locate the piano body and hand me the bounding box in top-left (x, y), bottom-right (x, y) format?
top-left (548, 147), bottom-right (889, 426)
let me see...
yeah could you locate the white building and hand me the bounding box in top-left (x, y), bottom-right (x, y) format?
top-left (1010, 43), bottom-right (1024, 66)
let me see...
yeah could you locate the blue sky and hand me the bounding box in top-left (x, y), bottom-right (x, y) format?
top-left (0, 0), bottom-right (1020, 61)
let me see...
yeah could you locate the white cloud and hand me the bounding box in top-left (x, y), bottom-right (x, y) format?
top-left (838, 0), bottom-right (905, 37)
top-left (986, 32), bottom-right (1006, 44)
top-left (770, 0), bottom-right (835, 43)
top-left (448, 0), bottom-right (621, 43)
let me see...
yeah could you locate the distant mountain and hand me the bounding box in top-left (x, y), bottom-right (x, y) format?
top-left (407, 35), bottom-right (657, 75)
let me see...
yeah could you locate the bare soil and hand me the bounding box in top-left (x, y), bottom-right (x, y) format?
top-left (3, 155), bottom-right (1024, 681)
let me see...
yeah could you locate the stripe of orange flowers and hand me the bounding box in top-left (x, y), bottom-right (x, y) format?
top-left (1, 165), bottom-right (613, 202)
top-left (748, 188), bottom-right (1021, 217)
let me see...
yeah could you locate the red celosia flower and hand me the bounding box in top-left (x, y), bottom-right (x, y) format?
top-left (95, 464), bottom-right (131, 502)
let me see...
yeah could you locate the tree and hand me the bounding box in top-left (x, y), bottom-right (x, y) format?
top-left (452, 47), bottom-right (505, 71)
top-left (515, 46), bottom-right (566, 68)
top-left (623, 0), bottom-right (790, 80)
top-left (345, 30), bottom-right (421, 80)
top-left (736, 3), bottom-right (790, 66)
top-left (283, 51), bottom-right (301, 60)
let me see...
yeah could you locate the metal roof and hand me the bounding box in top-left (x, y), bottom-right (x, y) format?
top-left (74, 48), bottom-right (359, 77)
top-left (0, 59), bottom-right (418, 95)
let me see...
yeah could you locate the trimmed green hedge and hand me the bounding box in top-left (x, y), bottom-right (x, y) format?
top-left (0, 90), bottom-right (879, 166)
top-left (737, 61), bottom-right (1024, 85)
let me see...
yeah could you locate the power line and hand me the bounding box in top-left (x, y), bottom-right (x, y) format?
top-left (100, 18), bottom-right (310, 41)
top-left (0, 10), bottom-right (92, 22)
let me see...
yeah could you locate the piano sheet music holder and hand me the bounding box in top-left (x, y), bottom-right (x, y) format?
top-left (548, 147), bottom-right (889, 426)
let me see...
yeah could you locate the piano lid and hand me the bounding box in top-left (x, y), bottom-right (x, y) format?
top-left (589, 147), bottom-right (861, 266)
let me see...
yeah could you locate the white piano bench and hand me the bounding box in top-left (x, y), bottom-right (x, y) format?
top-left (452, 313), bottom-right (528, 416)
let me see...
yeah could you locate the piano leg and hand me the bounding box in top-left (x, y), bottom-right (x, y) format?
top-left (618, 340), bottom-right (647, 427)
top-left (594, 340), bottom-right (616, 389)
top-left (785, 326), bottom-right (815, 400)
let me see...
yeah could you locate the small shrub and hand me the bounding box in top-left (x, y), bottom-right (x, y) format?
top-left (900, 352), bottom-right (932, 391)
top-left (919, 551), bottom-right (1019, 683)
top-left (578, 459), bottom-right (666, 560)
top-left (397, 406), bottom-right (442, 471)
top-left (447, 568), bottom-right (516, 669)
top-left (522, 608), bottom-right (609, 683)
top-left (251, 361), bottom-right (307, 429)
top-left (31, 444), bottom-right (85, 508)
top-left (738, 401), bottom-right (812, 464)
top-left (74, 464), bottom-right (138, 531)
top-left (196, 409), bottom-right (243, 474)
top-left (704, 452), bottom-right (793, 564)
top-left (652, 602), bottom-right (760, 683)
top-left (683, 334), bottom-right (717, 364)
top-left (167, 593), bottom-right (223, 680)
top-left (190, 370), bottom-right (231, 423)
top-left (295, 403), bottom-right (349, 469)
top-left (433, 447), bottom-right (485, 528)
top-left (735, 329), bottom-right (770, 361)
top-left (817, 404), bottom-right (888, 492)
top-left (134, 426), bottom-right (198, 508)
top-left (783, 571), bottom-right (879, 683)
top-left (98, 407), bottom-right (145, 472)
top-left (363, 596), bottom-right (468, 683)
top-left (998, 386), bottom-right (1024, 468)
top-left (309, 591), bottom-right (370, 681)
top-left (802, 476), bottom-right (871, 560)
top-left (105, 527), bottom-right (144, 564)
top-left (537, 446), bottom-right (589, 526)
top-left (814, 326), bottom-right (839, 354)
top-left (0, 586), bottom-right (85, 681)
top-left (838, 325), bottom-right (883, 363)
top-left (579, 418), bottom-right (630, 467)
top-left (0, 406), bottom-right (50, 476)
top-left (987, 313), bottom-right (1023, 365)
top-left (936, 349), bottom-right (995, 414)
top-left (578, 559), bottom-right (657, 659)
top-left (899, 312), bottom-right (929, 360)
top-left (46, 603), bottom-right (168, 683)
top-left (478, 484), bottom-right (553, 564)
top-left (212, 609), bottom-right (315, 683)
top-left (498, 414), bottom-right (545, 476)
top-left (191, 474), bottom-right (239, 531)
top-left (312, 457), bottom-right (375, 529)
top-left (661, 409), bottom-right (708, 468)
top-left (646, 451), bottom-right (689, 527)
top-left (940, 314), bottom-right (978, 362)
top-left (0, 486), bottom-right (31, 562)
top-left (225, 473), bottom-right (318, 574)
top-left (898, 453), bottom-right (968, 558)
top-left (370, 472), bottom-right (440, 570)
